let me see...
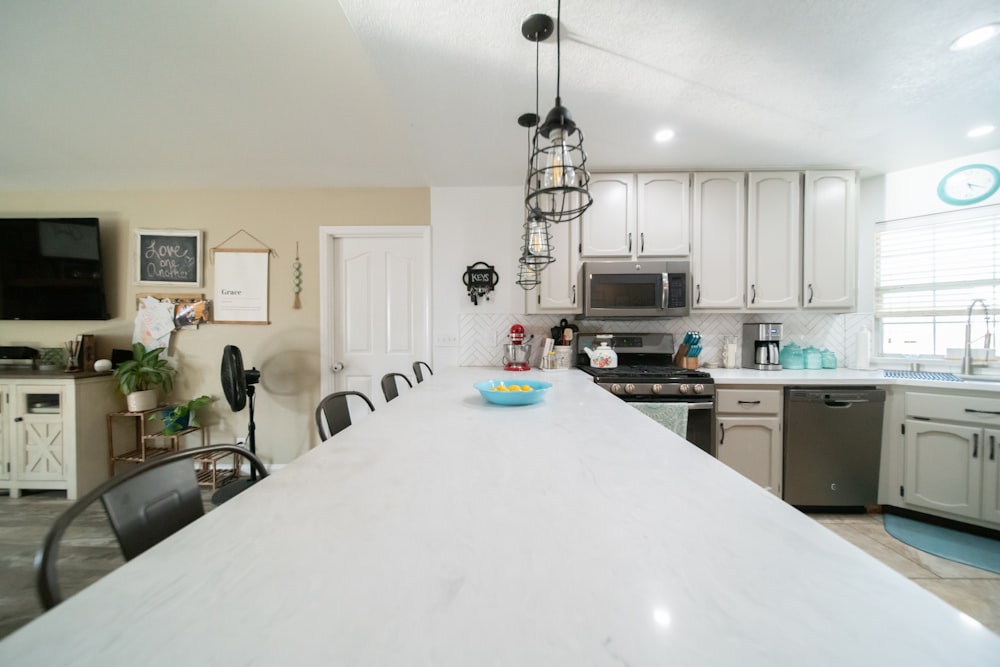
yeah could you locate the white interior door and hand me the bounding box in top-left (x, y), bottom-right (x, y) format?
top-left (320, 227), bottom-right (431, 409)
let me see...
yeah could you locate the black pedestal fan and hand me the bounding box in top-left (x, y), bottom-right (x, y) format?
top-left (212, 345), bottom-right (262, 505)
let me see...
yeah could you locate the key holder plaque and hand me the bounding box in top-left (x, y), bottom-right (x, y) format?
top-left (463, 262), bottom-right (499, 305)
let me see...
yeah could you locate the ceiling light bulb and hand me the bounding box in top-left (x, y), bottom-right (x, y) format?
top-left (543, 128), bottom-right (577, 189)
top-left (655, 129), bottom-right (676, 142)
top-left (528, 219), bottom-right (550, 257)
top-left (968, 125), bottom-right (996, 138)
top-left (950, 23), bottom-right (1000, 50)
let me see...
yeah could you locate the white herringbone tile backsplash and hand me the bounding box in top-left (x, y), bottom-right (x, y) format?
top-left (460, 312), bottom-right (854, 369)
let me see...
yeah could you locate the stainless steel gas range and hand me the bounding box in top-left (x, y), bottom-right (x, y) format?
top-left (576, 332), bottom-right (715, 455)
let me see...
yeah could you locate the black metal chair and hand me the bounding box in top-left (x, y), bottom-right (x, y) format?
top-left (380, 372), bottom-right (413, 402)
top-left (315, 390), bottom-right (376, 439)
top-left (412, 360), bottom-right (434, 383)
top-left (35, 444), bottom-right (269, 610)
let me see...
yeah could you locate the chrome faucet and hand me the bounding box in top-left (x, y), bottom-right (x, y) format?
top-left (961, 299), bottom-right (992, 375)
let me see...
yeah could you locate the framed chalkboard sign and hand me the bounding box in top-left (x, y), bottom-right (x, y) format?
top-left (135, 229), bottom-right (203, 287)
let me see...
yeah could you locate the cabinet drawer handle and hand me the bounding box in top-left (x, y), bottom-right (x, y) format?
top-left (807, 283), bottom-right (814, 303)
top-left (14, 416), bottom-right (23, 423)
top-left (751, 284), bottom-right (756, 304)
top-left (991, 435), bottom-right (996, 461)
top-left (696, 284), bottom-right (701, 304)
top-left (572, 284), bottom-right (577, 305)
top-left (965, 408), bottom-right (1000, 416)
top-left (737, 400), bottom-right (761, 405)
top-left (628, 232), bottom-right (633, 253)
top-left (640, 232), bottom-right (645, 253)
top-left (719, 422), bottom-right (725, 445)
top-left (973, 433), bottom-right (979, 459)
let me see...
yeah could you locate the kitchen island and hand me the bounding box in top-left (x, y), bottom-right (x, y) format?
top-left (1, 367), bottom-right (998, 665)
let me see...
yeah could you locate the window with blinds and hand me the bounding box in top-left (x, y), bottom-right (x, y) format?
top-left (875, 204), bottom-right (999, 356)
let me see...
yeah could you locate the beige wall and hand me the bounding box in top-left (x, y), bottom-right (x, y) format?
top-left (0, 188), bottom-right (430, 463)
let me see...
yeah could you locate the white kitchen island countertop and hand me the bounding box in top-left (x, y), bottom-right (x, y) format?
top-left (2, 367), bottom-right (998, 665)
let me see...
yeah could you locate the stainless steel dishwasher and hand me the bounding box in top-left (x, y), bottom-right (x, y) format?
top-left (783, 387), bottom-right (885, 509)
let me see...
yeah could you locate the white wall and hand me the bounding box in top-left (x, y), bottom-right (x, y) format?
top-left (430, 186), bottom-right (523, 367)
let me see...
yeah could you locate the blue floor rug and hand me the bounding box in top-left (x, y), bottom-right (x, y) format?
top-left (884, 514), bottom-right (1000, 575)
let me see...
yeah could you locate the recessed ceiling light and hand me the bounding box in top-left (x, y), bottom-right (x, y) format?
top-left (654, 129), bottom-right (675, 143)
top-left (949, 23), bottom-right (1000, 50)
top-left (968, 124), bottom-right (996, 138)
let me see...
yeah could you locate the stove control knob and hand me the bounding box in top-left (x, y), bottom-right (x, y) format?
top-left (610, 384), bottom-right (623, 395)
top-left (624, 384), bottom-right (637, 395)
top-left (679, 384), bottom-right (691, 394)
top-left (651, 384), bottom-right (665, 394)
top-left (693, 384), bottom-right (705, 394)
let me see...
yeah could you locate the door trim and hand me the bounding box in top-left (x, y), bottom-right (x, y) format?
top-left (318, 226), bottom-right (432, 398)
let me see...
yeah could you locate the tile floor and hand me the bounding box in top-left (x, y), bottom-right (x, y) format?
top-left (814, 512), bottom-right (1000, 635)
top-left (1, 494), bottom-right (999, 641)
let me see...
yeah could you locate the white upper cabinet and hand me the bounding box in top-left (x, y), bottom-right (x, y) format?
top-left (691, 172), bottom-right (746, 309)
top-left (581, 173), bottom-right (690, 258)
top-left (803, 170), bottom-right (857, 309)
top-left (746, 172), bottom-right (801, 310)
top-left (525, 217), bottom-right (582, 314)
top-left (580, 173), bottom-right (634, 257)
top-left (636, 173), bottom-right (690, 256)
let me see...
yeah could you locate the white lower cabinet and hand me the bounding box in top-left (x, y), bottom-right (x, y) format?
top-left (715, 388), bottom-right (782, 496)
top-left (0, 374), bottom-right (118, 500)
top-left (900, 391), bottom-right (1000, 525)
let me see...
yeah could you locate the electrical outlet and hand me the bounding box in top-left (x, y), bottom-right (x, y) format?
top-left (434, 333), bottom-right (459, 347)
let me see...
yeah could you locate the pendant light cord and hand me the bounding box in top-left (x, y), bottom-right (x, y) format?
top-left (556, 0), bottom-right (562, 99)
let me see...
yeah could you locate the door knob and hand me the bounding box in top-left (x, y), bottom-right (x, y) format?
top-left (331, 362), bottom-right (344, 372)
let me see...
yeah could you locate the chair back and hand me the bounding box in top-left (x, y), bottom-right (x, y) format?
top-left (102, 458), bottom-right (204, 560)
top-left (380, 372), bottom-right (413, 402)
top-left (315, 390), bottom-right (376, 439)
top-left (412, 360), bottom-right (434, 383)
top-left (35, 444), bottom-right (269, 610)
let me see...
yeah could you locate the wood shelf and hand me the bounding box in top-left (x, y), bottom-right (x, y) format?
top-left (107, 408), bottom-right (205, 476)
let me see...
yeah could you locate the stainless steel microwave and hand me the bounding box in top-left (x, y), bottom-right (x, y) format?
top-left (582, 260), bottom-right (690, 318)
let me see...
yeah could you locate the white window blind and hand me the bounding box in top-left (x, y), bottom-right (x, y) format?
top-left (875, 204), bottom-right (1000, 355)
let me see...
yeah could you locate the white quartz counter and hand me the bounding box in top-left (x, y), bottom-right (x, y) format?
top-left (2, 367), bottom-right (998, 665)
top-left (706, 367), bottom-right (1000, 392)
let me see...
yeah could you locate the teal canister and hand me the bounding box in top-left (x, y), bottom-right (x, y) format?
top-left (780, 343), bottom-right (804, 369)
top-left (803, 346), bottom-right (822, 370)
top-left (821, 349), bottom-right (837, 369)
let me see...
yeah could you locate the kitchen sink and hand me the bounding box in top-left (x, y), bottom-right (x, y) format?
top-left (958, 375), bottom-right (1000, 383)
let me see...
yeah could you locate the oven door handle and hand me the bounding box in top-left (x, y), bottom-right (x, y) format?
top-left (683, 402), bottom-right (714, 410)
top-left (661, 273), bottom-right (669, 311)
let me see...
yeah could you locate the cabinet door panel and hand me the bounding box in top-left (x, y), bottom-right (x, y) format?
top-left (747, 172), bottom-right (800, 309)
top-left (526, 218), bottom-right (581, 313)
top-left (0, 386), bottom-right (8, 481)
top-left (637, 173), bottom-right (690, 256)
top-left (692, 173), bottom-right (745, 309)
top-left (903, 420), bottom-right (979, 519)
top-left (580, 174), bottom-right (634, 257)
top-left (14, 386), bottom-right (66, 481)
top-left (803, 170), bottom-right (856, 309)
top-left (982, 428), bottom-right (1000, 524)
top-left (717, 416), bottom-right (781, 496)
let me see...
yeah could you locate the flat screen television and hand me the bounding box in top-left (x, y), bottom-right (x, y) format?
top-left (0, 218), bottom-right (111, 320)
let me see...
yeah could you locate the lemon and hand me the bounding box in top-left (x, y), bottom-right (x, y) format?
top-left (507, 385), bottom-right (522, 391)
top-left (521, 385), bottom-right (533, 392)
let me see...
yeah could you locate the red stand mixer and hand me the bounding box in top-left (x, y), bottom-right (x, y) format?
top-left (503, 324), bottom-right (532, 371)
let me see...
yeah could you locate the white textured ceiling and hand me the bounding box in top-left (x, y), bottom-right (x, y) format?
top-left (0, 0), bottom-right (998, 189)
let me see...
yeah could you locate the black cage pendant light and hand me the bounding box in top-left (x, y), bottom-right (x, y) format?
top-left (522, 1), bottom-right (592, 224)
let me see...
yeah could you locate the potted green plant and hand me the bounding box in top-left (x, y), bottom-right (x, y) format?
top-left (156, 395), bottom-right (215, 434)
top-left (112, 343), bottom-right (176, 412)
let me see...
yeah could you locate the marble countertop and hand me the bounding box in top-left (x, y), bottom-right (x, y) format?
top-left (2, 367), bottom-right (998, 665)
top-left (706, 367), bottom-right (1000, 392)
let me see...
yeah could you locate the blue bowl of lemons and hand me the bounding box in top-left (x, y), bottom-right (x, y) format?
top-left (474, 379), bottom-right (552, 406)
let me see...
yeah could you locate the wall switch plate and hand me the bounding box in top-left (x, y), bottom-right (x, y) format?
top-left (435, 333), bottom-right (459, 347)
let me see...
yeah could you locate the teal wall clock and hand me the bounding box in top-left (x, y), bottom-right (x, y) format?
top-left (936, 163), bottom-right (1000, 206)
